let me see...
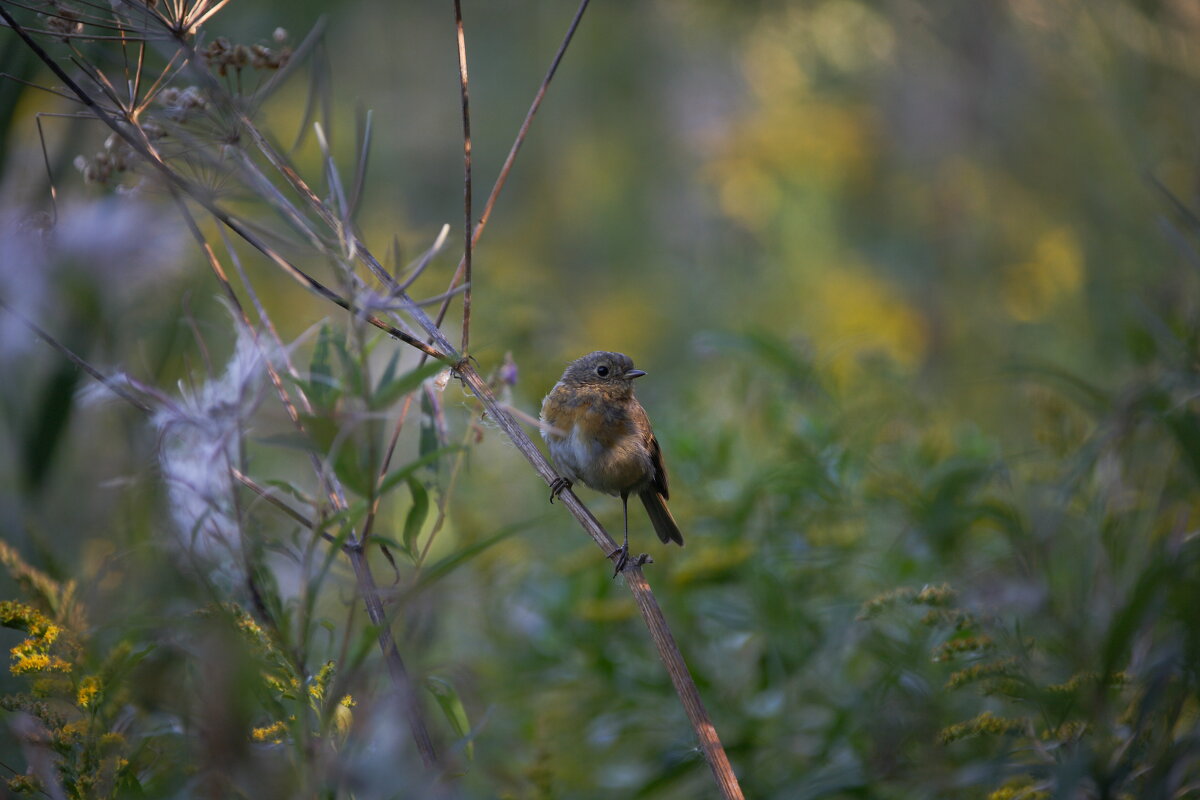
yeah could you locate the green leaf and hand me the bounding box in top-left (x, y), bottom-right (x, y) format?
top-left (420, 385), bottom-right (441, 461)
top-left (309, 323), bottom-right (337, 410)
top-left (371, 360), bottom-right (446, 411)
top-left (1007, 359), bottom-right (1110, 415)
top-left (409, 518), bottom-right (536, 596)
top-left (308, 520), bottom-right (356, 616)
top-left (320, 445), bottom-right (461, 531)
top-left (262, 478), bottom-right (313, 505)
top-left (378, 346), bottom-right (401, 393)
top-left (21, 359), bottom-right (79, 495)
top-left (375, 445), bottom-right (461, 498)
top-left (332, 437), bottom-right (373, 498)
top-left (333, 337), bottom-right (366, 398)
top-left (297, 413), bottom-right (340, 463)
top-left (348, 621), bottom-right (380, 675)
top-left (427, 676), bottom-right (473, 760)
top-left (402, 478), bottom-right (430, 555)
top-left (369, 535), bottom-right (403, 551)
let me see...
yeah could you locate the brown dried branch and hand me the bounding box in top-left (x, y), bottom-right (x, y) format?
top-left (428, 0), bottom-right (592, 338)
top-left (452, 0), bottom-right (472, 355)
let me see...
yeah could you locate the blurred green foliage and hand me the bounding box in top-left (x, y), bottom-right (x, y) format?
top-left (2, 0), bottom-right (1200, 797)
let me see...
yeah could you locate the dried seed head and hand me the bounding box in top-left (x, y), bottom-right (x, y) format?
top-left (250, 44), bottom-right (271, 69)
top-left (75, 134), bottom-right (138, 185)
top-left (158, 85), bottom-right (208, 122)
top-left (43, 4), bottom-right (83, 38)
top-left (202, 35), bottom-right (289, 77)
top-left (180, 86), bottom-right (207, 109)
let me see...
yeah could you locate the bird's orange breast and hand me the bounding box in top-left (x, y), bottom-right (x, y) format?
top-left (540, 386), bottom-right (653, 495)
top-left (542, 386), bottom-right (627, 444)
top-left (550, 403), bottom-right (620, 445)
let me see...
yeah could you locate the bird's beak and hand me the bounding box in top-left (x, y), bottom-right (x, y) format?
top-left (625, 369), bottom-right (647, 379)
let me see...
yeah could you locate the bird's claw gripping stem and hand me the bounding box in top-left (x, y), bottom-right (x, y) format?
top-left (548, 477), bottom-right (572, 503)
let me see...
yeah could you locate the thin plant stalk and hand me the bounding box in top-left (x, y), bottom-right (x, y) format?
top-left (428, 0), bottom-right (591, 340)
top-left (452, 0), bottom-right (472, 355)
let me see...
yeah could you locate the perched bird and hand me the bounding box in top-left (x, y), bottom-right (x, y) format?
top-left (540, 351), bottom-right (684, 575)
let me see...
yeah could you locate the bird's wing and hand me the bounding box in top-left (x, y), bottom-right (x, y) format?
top-left (628, 399), bottom-right (669, 499)
top-left (648, 432), bottom-right (670, 500)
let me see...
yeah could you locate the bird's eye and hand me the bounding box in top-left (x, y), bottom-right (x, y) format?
top-left (595, 365), bottom-right (609, 377)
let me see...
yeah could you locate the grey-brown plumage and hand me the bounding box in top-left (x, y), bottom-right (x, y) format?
top-left (541, 351), bottom-right (683, 573)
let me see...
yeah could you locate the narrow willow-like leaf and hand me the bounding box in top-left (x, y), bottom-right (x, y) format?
top-left (409, 518), bottom-right (535, 596)
top-left (426, 676), bottom-right (473, 760)
top-left (370, 360), bottom-right (445, 411)
top-left (309, 324), bottom-right (336, 410)
top-left (402, 477), bottom-right (429, 556)
top-left (320, 446), bottom-right (462, 530)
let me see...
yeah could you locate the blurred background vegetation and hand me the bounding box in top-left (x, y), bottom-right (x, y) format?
top-left (2, 0), bottom-right (1200, 797)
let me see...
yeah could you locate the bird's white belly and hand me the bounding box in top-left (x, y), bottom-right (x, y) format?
top-left (551, 421), bottom-right (651, 496)
top-left (556, 423), bottom-right (604, 483)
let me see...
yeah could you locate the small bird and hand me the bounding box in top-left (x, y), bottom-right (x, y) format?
top-left (540, 351), bottom-right (684, 576)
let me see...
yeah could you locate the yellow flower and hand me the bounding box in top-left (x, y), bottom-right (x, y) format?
top-left (938, 710), bottom-right (1028, 744)
top-left (57, 719), bottom-right (88, 746)
top-left (2, 602), bottom-right (74, 676)
top-left (77, 675), bottom-right (102, 709)
top-left (945, 658), bottom-right (1018, 690)
top-left (251, 719), bottom-right (290, 744)
top-left (1002, 227), bottom-right (1085, 322)
top-left (11, 649), bottom-right (71, 676)
top-left (7, 774), bottom-right (42, 793)
top-left (932, 635), bottom-right (995, 662)
top-left (333, 698), bottom-right (354, 740)
top-left (914, 583), bottom-right (956, 606)
top-left (309, 660), bottom-right (336, 703)
top-left (808, 267), bottom-right (928, 383)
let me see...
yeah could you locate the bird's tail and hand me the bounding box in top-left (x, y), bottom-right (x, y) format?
top-left (640, 491), bottom-right (684, 546)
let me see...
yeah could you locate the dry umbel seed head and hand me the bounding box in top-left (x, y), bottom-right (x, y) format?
top-left (42, 2), bottom-right (83, 38)
top-left (157, 85), bottom-right (208, 121)
top-left (74, 134), bottom-right (139, 184)
top-left (203, 35), bottom-right (291, 76)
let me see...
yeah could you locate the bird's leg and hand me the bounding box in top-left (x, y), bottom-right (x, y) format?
top-left (548, 477), bottom-right (572, 503)
top-left (608, 494), bottom-right (654, 577)
top-left (609, 494), bottom-right (632, 577)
